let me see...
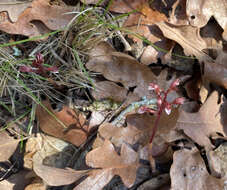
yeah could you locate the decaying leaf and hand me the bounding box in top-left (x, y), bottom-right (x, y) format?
top-left (0, 0), bottom-right (31, 22)
top-left (91, 81), bottom-right (128, 102)
top-left (86, 41), bottom-right (157, 101)
top-left (123, 2), bottom-right (167, 43)
top-left (0, 130), bottom-right (20, 162)
top-left (0, 169), bottom-right (32, 190)
top-left (175, 91), bottom-right (225, 150)
top-left (0, 0), bottom-right (75, 37)
top-left (36, 100), bottom-right (89, 146)
top-left (93, 114), bottom-right (152, 148)
top-left (33, 163), bottom-right (89, 186)
top-left (156, 22), bottom-right (212, 62)
top-left (186, 0), bottom-right (227, 40)
top-left (203, 61), bottom-right (227, 89)
top-left (170, 147), bottom-right (224, 190)
top-left (75, 140), bottom-right (139, 189)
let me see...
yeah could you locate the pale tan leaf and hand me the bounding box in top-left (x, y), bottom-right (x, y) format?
top-left (156, 22), bottom-right (212, 62)
top-left (33, 163), bottom-right (89, 186)
top-left (175, 91), bottom-right (225, 150)
top-left (0, 130), bottom-right (20, 162)
top-left (170, 148), bottom-right (224, 190)
top-left (186, 0), bottom-right (227, 39)
top-left (79, 140), bottom-right (139, 189)
top-left (0, 0), bottom-right (31, 22)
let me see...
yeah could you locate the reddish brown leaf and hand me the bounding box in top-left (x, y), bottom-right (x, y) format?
top-left (123, 2), bottom-right (167, 43)
top-left (0, 0), bottom-right (74, 37)
top-left (75, 140), bottom-right (139, 189)
top-left (36, 100), bottom-right (89, 146)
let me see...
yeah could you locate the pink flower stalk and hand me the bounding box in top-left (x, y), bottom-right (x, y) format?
top-left (139, 79), bottom-right (185, 143)
top-left (19, 53), bottom-right (58, 76)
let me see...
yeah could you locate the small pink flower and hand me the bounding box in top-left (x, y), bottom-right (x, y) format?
top-left (169, 78), bottom-right (180, 91)
top-left (172, 97), bottom-right (185, 105)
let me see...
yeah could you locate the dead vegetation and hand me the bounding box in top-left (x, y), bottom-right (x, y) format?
top-left (0, 0), bottom-right (226, 190)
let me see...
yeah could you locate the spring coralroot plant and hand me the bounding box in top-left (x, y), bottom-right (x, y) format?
top-left (19, 53), bottom-right (58, 76)
top-left (139, 79), bottom-right (185, 143)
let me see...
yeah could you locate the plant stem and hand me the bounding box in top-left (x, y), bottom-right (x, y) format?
top-left (150, 92), bottom-right (168, 143)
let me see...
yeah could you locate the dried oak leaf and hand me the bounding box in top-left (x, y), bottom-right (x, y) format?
top-left (0, 0), bottom-right (31, 22)
top-left (33, 163), bottom-right (89, 186)
top-left (0, 0), bottom-right (75, 37)
top-left (123, 2), bottom-right (167, 43)
top-left (203, 61), bottom-right (227, 89)
top-left (91, 81), bottom-right (128, 102)
top-left (0, 130), bottom-right (20, 162)
top-left (75, 140), bottom-right (139, 190)
top-left (175, 91), bottom-right (226, 150)
top-left (186, 0), bottom-right (227, 40)
top-left (93, 113), bottom-right (153, 148)
top-left (36, 100), bottom-right (89, 146)
top-left (86, 41), bottom-right (157, 101)
top-left (87, 41), bottom-right (181, 103)
top-left (170, 147), bottom-right (224, 190)
top-left (156, 22), bottom-right (213, 62)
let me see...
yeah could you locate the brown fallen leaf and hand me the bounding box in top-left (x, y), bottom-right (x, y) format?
top-left (203, 61), bottom-right (227, 89)
top-left (175, 91), bottom-right (225, 150)
top-left (87, 41), bottom-right (182, 103)
top-left (0, 0), bottom-right (75, 37)
top-left (156, 22), bottom-right (213, 62)
top-left (122, 2), bottom-right (167, 43)
top-left (93, 114), bottom-right (152, 148)
top-left (170, 147), bottom-right (224, 190)
top-left (0, 0), bottom-right (31, 22)
top-left (91, 81), bottom-right (128, 102)
top-left (33, 162), bottom-right (89, 186)
top-left (36, 100), bottom-right (89, 146)
top-left (186, 0), bottom-right (227, 40)
top-left (0, 130), bottom-right (20, 162)
top-left (75, 140), bottom-right (139, 189)
top-left (0, 169), bottom-right (32, 190)
top-left (86, 41), bottom-right (157, 101)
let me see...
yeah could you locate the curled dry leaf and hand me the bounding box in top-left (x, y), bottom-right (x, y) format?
top-left (186, 0), bottom-right (227, 40)
top-left (33, 163), bottom-right (89, 186)
top-left (156, 22), bottom-right (212, 62)
top-left (36, 100), bottom-right (90, 146)
top-left (0, 130), bottom-right (20, 162)
top-left (175, 91), bottom-right (226, 150)
top-left (0, 0), bottom-right (75, 37)
top-left (75, 140), bottom-right (139, 189)
top-left (170, 147), bottom-right (224, 190)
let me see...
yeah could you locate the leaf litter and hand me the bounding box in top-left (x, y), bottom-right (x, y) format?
top-left (0, 0), bottom-right (226, 189)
